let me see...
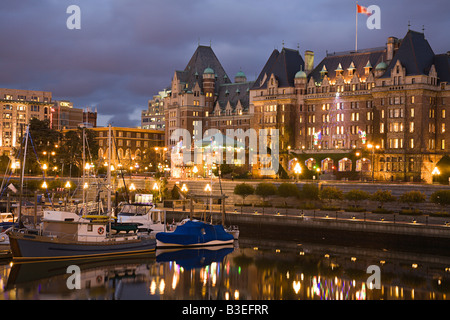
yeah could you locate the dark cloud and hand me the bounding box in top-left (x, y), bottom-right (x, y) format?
top-left (0, 0), bottom-right (448, 127)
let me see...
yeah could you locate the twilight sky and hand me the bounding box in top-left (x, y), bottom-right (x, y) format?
top-left (0, 0), bottom-right (449, 127)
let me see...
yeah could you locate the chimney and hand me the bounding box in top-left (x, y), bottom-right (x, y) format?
top-left (304, 50), bottom-right (314, 75)
top-left (387, 37), bottom-right (398, 62)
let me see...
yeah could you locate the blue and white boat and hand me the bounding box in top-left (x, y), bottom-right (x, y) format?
top-left (156, 220), bottom-right (234, 248)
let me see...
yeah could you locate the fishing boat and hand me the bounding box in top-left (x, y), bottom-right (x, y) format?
top-left (7, 210), bottom-right (156, 262)
top-left (116, 202), bottom-right (166, 235)
top-left (155, 220), bottom-right (234, 248)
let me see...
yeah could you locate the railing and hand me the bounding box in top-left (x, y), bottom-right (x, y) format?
top-left (15, 226), bottom-right (138, 243)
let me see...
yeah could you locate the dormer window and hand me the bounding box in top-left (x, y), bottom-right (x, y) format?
top-left (320, 65), bottom-right (328, 78)
top-left (364, 61), bottom-right (372, 75)
top-left (347, 62), bottom-right (356, 76)
top-left (335, 63), bottom-right (343, 77)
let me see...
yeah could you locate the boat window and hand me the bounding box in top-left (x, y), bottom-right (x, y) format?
top-left (119, 205), bottom-right (150, 216)
top-left (88, 225), bottom-right (93, 232)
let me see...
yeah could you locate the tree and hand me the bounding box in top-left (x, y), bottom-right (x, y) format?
top-left (345, 189), bottom-right (370, 207)
top-left (299, 183), bottom-right (319, 200)
top-left (399, 191), bottom-right (426, 209)
top-left (278, 182), bottom-right (299, 213)
top-left (213, 163), bottom-right (233, 178)
top-left (20, 118), bottom-right (61, 174)
top-left (430, 190), bottom-right (450, 213)
top-left (59, 128), bottom-right (99, 177)
top-left (278, 183), bottom-right (300, 198)
top-left (233, 183), bottom-right (255, 212)
top-left (255, 183), bottom-right (277, 213)
top-left (320, 186), bottom-right (343, 201)
top-left (371, 190), bottom-right (396, 209)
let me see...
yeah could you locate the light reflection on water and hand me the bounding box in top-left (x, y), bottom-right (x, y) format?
top-left (0, 237), bottom-right (449, 300)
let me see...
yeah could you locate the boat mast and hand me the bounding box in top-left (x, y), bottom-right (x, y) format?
top-left (107, 124), bottom-right (112, 236)
top-left (107, 124), bottom-right (111, 214)
top-left (82, 127), bottom-right (86, 213)
top-left (18, 124), bottom-right (29, 229)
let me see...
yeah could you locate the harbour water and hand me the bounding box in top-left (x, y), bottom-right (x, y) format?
top-left (1, 234), bottom-right (449, 300)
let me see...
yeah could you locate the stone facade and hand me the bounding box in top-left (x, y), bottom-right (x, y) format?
top-left (0, 88), bottom-right (53, 156)
top-left (158, 30), bottom-right (450, 182)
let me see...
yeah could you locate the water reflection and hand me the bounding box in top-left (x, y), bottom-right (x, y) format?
top-left (0, 237), bottom-right (449, 300)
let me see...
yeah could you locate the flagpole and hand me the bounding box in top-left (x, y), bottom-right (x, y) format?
top-left (355, 1), bottom-right (358, 52)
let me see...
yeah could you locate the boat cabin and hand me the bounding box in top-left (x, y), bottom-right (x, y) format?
top-left (42, 210), bottom-right (109, 242)
top-left (0, 212), bottom-right (16, 223)
top-left (117, 203), bottom-right (164, 224)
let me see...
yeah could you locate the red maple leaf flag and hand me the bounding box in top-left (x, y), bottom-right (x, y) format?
top-left (357, 4), bottom-right (372, 16)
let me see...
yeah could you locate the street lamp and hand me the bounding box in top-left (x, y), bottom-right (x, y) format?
top-left (192, 165), bottom-right (198, 178)
top-left (152, 181), bottom-right (162, 203)
top-left (181, 183), bottom-right (188, 211)
top-left (293, 162), bottom-right (301, 181)
top-left (204, 183), bottom-right (211, 192)
top-left (367, 143), bottom-right (380, 183)
top-left (432, 166), bottom-right (440, 183)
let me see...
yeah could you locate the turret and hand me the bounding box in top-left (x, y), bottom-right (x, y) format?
top-left (203, 67), bottom-right (215, 111)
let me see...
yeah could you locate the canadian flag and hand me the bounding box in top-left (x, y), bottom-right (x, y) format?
top-left (357, 4), bottom-right (372, 16)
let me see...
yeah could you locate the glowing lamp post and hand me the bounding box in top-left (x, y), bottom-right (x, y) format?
top-left (432, 166), bottom-right (440, 183)
top-left (153, 182), bottom-right (161, 203)
top-left (367, 143), bottom-right (380, 183)
top-left (181, 184), bottom-right (188, 211)
top-left (192, 165), bottom-right (198, 178)
top-left (293, 162), bottom-right (301, 181)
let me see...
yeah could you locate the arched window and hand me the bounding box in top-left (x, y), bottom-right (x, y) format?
top-left (356, 158), bottom-right (371, 172)
top-left (321, 158), bottom-right (334, 173)
top-left (305, 158), bottom-right (316, 170)
top-left (125, 148), bottom-right (131, 160)
top-left (338, 158), bottom-right (352, 172)
top-left (135, 149), bottom-right (141, 161)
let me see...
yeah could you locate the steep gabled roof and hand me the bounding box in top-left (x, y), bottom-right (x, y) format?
top-left (382, 30), bottom-right (435, 78)
top-left (434, 53), bottom-right (450, 83)
top-left (216, 81), bottom-right (255, 112)
top-left (309, 49), bottom-right (385, 83)
top-left (176, 45), bottom-right (231, 93)
top-left (252, 48), bottom-right (305, 89)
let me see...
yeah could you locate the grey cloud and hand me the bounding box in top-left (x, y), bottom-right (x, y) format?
top-left (0, 0), bottom-right (449, 128)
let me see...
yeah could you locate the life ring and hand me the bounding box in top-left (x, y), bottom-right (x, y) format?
top-left (98, 227), bottom-right (105, 235)
top-left (96, 275), bottom-right (102, 283)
